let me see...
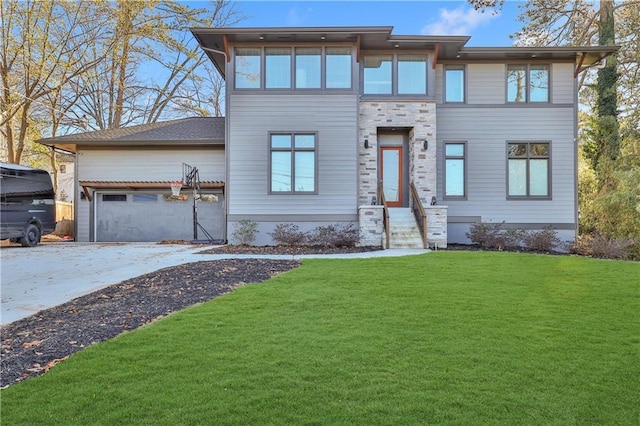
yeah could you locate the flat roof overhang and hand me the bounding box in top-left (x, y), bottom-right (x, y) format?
top-left (190, 26), bottom-right (470, 77)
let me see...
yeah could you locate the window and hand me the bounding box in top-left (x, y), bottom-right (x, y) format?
top-left (363, 55), bottom-right (392, 94)
top-left (265, 48), bottom-right (291, 89)
top-left (270, 133), bottom-right (317, 194)
top-left (326, 47), bottom-right (352, 89)
top-left (507, 64), bottom-right (549, 103)
top-left (508, 142), bottom-right (550, 198)
top-left (234, 47), bottom-right (353, 90)
top-left (444, 142), bottom-right (466, 198)
top-left (235, 48), bottom-right (261, 89)
top-left (398, 55), bottom-right (426, 94)
top-left (102, 194), bottom-right (127, 202)
top-left (445, 65), bottom-right (465, 102)
top-left (363, 54), bottom-right (428, 96)
top-left (295, 48), bottom-right (321, 89)
top-left (133, 194), bottom-right (157, 202)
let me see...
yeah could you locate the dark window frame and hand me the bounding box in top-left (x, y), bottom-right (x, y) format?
top-left (268, 131), bottom-right (318, 195)
top-left (102, 194), bottom-right (127, 202)
top-left (443, 141), bottom-right (467, 200)
top-left (233, 47), bottom-right (354, 91)
top-left (506, 64), bottom-right (551, 103)
top-left (361, 53), bottom-right (430, 96)
top-left (444, 65), bottom-right (466, 103)
top-left (506, 141), bottom-right (552, 200)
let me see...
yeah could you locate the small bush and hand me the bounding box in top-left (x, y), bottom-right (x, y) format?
top-left (307, 223), bottom-right (359, 247)
top-left (466, 222), bottom-right (522, 250)
top-left (571, 233), bottom-right (635, 260)
top-left (232, 219), bottom-right (258, 245)
top-left (269, 223), bottom-right (308, 246)
top-left (522, 226), bottom-right (561, 252)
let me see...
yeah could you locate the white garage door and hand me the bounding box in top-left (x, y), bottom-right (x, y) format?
top-left (96, 192), bottom-right (224, 242)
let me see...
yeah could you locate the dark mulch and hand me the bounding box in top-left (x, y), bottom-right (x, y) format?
top-left (198, 244), bottom-right (384, 255)
top-left (0, 259), bottom-right (299, 388)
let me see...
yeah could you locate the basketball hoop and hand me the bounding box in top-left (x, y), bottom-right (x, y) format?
top-left (170, 181), bottom-right (183, 196)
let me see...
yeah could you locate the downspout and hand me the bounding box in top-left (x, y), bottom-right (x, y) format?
top-left (573, 63), bottom-right (580, 242)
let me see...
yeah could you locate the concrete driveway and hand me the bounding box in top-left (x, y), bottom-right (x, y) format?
top-left (0, 242), bottom-right (213, 325)
top-left (1, 242), bottom-right (428, 325)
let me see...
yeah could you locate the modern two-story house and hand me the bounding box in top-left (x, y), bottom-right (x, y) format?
top-left (40, 26), bottom-right (616, 247)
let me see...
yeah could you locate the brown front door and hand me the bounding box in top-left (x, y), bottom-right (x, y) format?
top-left (381, 146), bottom-right (403, 207)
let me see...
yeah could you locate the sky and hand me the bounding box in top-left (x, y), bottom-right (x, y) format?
top-left (224, 0), bottom-right (526, 46)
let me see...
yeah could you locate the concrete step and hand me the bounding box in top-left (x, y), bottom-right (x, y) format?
top-left (387, 208), bottom-right (424, 249)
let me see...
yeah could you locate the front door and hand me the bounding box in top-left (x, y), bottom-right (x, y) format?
top-left (380, 146), bottom-right (403, 207)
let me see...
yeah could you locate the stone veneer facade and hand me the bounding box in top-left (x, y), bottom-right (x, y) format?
top-left (358, 100), bottom-right (447, 248)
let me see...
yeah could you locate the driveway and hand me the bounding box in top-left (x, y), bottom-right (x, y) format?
top-left (0, 242), bottom-right (210, 325)
top-left (1, 242), bottom-right (428, 325)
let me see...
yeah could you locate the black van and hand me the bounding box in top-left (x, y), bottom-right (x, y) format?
top-left (1, 163), bottom-right (56, 247)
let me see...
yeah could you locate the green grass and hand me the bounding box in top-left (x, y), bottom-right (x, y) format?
top-left (2, 252), bottom-right (639, 425)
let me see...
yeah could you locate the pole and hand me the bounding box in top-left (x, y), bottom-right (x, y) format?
top-left (193, 187), bottom-right (198, 240)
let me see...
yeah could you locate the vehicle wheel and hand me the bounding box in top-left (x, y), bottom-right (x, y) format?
top-left (19, 223), bottom-right (41, 247)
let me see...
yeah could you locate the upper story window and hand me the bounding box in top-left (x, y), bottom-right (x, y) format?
top-left (235, 48), bottom-right (261, 89)
top-left (234, 47), bottom-right (352, 91)
top-left (507, 141), bottom-right (550, 198)
top-left (266, 48), bottom-right (291, 89)
top-left (507, 64), bottom-right (549, 103)
top-left (444, 65), bottom-right (465, 103)
top-left (295, 48), bottom-right (321, 89)
top-left (362, 54), bottom-right (428, 96)
top-left (326, 47), bottom-right (352, 88)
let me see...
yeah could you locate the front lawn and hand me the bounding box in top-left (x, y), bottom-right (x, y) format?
top-left (2, 252), bottom-right (638, 424)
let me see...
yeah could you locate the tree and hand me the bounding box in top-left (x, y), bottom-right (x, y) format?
top-left (0, 0), bottom-right (111, 164)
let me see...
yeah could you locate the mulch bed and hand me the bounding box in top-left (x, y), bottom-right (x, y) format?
top-left (198, 244), bottom-right (384, 255)
top-left (0, 258), bottom-right (299, 388)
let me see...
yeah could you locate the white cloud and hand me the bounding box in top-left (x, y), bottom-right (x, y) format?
top-left (421, 6), bottom-right (500, 36)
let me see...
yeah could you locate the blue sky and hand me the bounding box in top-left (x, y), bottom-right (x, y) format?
top-left (226, 0), bottom-right (525, 46)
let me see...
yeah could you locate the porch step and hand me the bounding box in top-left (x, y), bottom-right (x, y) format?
top-left (387, 208), bottom-right (425, 249)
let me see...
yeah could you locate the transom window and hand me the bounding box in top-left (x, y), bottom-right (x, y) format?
top-left (445, 65), bottom-right (465, 102)
top-left (507, 64), bottom-right (550, 103)
top-left (270, 133), bottom-right (317, 194)
top-left (508, 142), bottom-right (550, 198)
top-left (444, 142), bottom-right (466, 198)
top-left (362, 54), bottom-right (428, 95)
top-left (234, 47), bottom-right (352, 90)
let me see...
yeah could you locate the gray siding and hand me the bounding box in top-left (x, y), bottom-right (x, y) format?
top-left (467, 64), bottom-right (505, 104)
top-left (76, 147), bottom-right (225, 242)
top-left (552, 63), bottom-right (575, 104)
top-left (436, 106), bottom-right (576, 239)
top-left (228, 94), bottom-right (359, 217)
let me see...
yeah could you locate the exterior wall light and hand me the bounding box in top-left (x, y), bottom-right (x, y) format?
top-left (423, 140), bottom-right (428, 150)
top-left (364, 139), bottom-right (370, 149)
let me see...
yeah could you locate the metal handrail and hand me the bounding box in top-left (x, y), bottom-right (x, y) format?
top-left (378, 181), bottom-right (390, 249)
top-left (410, 182), bottom-right (428, 248)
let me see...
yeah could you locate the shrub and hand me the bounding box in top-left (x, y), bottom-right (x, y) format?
top-left (522, 226), bottom-right (561, 252)
top-left (307, 223), bottom-right (359, 247)
top-left (269, 223), bottom-right (308, 246)
top-left (466, 222), bottom-right (522, 250)
top-left (571, 233), bottom-right (635, 260)
top-left (232, 219), bottom-right (258, 245)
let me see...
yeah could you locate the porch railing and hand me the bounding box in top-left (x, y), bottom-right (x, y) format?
top-left (378, 180), bottom-right (390, 249)
top-left (410, 182), bottom-right (428, 249)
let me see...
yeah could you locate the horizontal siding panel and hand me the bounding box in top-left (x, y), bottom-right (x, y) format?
top-left (467, 64), bottom-right (505, 104)
top-left (552, 63), bottom-right (575, 104)
top-left (436, 107), bottom-right (576, 224)
top-left (77, 148), bottom-right (225, 182)
top-left (228, 94), bottom-right (358, 216)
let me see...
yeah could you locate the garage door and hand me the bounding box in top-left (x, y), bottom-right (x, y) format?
top-left (96, 192), bottom-right (224, 242)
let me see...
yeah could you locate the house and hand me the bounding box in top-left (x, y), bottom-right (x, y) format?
top-left (40, 26), bottom-right (617, 247)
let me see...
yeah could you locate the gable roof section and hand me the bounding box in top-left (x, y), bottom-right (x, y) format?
top-left (37, 117), bottom-right (225, 154)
